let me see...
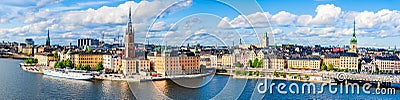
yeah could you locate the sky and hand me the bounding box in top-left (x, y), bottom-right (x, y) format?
top-left (0, 0), bottom-right (400, 48)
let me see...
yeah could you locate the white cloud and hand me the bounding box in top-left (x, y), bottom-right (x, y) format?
top-left (217, 17), bottom-right (232, 29)
top-left (219, 12), bottom-right (272, 29)
top-left (296, 15), bottom-right (312, 26)
top-left (149, 21), bottom-right (175, 32)
top-left (271, 11), bottom-right (297, 26)
top-left (271, 28), bottom-right (283, 35)
top-left (310, 4), bottom-right (342, 26)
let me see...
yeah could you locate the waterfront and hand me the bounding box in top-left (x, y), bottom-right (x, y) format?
top-left (2, 58), bottom-right (400, 99)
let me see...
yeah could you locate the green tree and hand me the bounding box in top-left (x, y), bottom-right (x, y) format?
top-left (53, 52), bottom-right (58, 59)
top-left (247, 60), bottom-right (252, 68)
top-left (288, 73), bottom-right (292, 77)
top-left (240, 70), bottom-right (246, 75)
top-left (234, 70), bottom-right (239, 75)
top-left (84, 64), bottom-right (91, 71)
top-left (95, 62), bottom-right (104, 71)
top-left (272, 70), bottom-right (277, 76)
top-left (24, 58), bottom-right (32, 64)
top-left (76, 64), bottom-right (83, 70)
top-left (327, 64), bottom-right (334, 71)
top-left (58, 61), bottom-right (65, 68)
top-left (321, 62), bottom-right (327, 70)
top-left (235, 61), bottom-right (242, 68)
top-left (54, 61), bottom-right (59, 68)
top-left (296, 73), bottom-right (300, 78)
top-left (304, 75), bottom-right (309, 79)
top-left (255, 71), bottom-right (260, 76)
top-left (257, 59), bottom-right (263, 68)
top-left (65, 59), bottom-right (73, 68)
top-left (279, 72), bottom-right (285, 77)
top-left (252, 58), bottom-right (259, 68)
top-left (33, 58), bottom-right (38, 63)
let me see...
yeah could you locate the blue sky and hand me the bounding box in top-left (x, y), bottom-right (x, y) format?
top-left (0, 0), bottom-right (399, 48)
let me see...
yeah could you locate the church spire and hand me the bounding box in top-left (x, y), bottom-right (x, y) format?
top-left (46, 29), bottom-right (50, 46)
top-left (126, 6), bottom-right (133, 35)
top-left (353, 20), bottom-right (356, 37)
top-left (129, 6), bottom-right (131, 22)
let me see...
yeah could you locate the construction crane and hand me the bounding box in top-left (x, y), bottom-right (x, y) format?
top-left (101, 32), bottom-right (123, 46)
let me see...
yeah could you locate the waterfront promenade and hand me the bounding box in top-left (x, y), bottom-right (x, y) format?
top-left (20, 62), bottom-right (213, 82)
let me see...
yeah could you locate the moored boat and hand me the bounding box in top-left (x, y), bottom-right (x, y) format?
top-left (42, 68), bottom-right (94, 80)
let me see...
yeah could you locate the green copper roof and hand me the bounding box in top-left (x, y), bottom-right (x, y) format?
top-left (350, 20), bottom-right (357, 44)
top-left (350, 36), bottom-right (357, 43)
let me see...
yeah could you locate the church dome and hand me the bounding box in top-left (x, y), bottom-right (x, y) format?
top-left (350, 36), bottom-right (357, 44)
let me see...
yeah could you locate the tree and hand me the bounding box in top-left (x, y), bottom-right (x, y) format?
top-left (296, 73), bottom-right (300, 78)
top-left (254, 71), bottom-right (260, 76)
top-left (84, 64), bottom-right (91, 71)
top-left (247, 60), bottom-right (252, 68)
top-left (240, 70), bottom-right (246, 75)
top-left (53, 52), bottom-right (58, 59)
top-left (58, 61), bottom-right (65, 68)
top-left (76, 64), bottom-right (83, 70)
top-left (321, 62), bottom-right (327, 70)
top-left (54, 61), bottom-right (59, 68)
top-left (235, 62), bottom-right (242, 68)
top-left (95, 62), bottom-right (104, 71)
top-left (304, 75), bottom-right (309, 79)
top-left (252, 58), bottom-right (259, 68)
top-left (234, 70), bottom-right (239, 75)
top-left (272, 70), bottom-right (277, 76)
top-left (65, 59), bottom-right (73, 68)
top-left (327, 64), bottom-right (334, 71)
top-left (54, 61), bottom-right (65, 68)
top-left (33, 58), bottom-right (38, 63)
top-left (258, 59), bottom-right (263, 68)
top-left (24, 58), bottom-right (38, 64)
top-left (279, 72), bottom-right (285, 77)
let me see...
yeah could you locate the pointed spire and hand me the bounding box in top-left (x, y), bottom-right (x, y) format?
top-left (239, 38), bottom-right (242, 45)
top-left (46, 29), bottom-right (50, 46)
top-left (129, 6), bottom-right (132, 22)
top-left (353, 20), bottom-right (356, 37)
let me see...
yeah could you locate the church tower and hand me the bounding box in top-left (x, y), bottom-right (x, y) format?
top-left (349, 20), bottom-right (357, 53)
top-left (46, 29), bottom-right (50, 47)
top-left (262, 32), bottom-right (269, 48)
top-left (124, 7), bottom-right (135, 58)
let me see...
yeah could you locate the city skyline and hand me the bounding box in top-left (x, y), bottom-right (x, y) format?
top-left (0, 0), bottom-right (400, 48)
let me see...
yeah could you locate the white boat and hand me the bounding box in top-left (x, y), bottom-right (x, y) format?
top-left (42, 68), bottom-right (94, 80)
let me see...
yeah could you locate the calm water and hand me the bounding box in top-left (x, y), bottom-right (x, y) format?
top-left (2, 58), bottom-right (400, 99)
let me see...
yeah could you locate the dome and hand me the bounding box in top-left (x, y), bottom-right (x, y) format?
top-left (350, 36), bottom-right (357, 44)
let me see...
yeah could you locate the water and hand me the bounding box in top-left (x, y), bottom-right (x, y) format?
top-left (2, 58), bottom-right (400, 99)
top-left (0, 58), bottom-right (133, 99)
